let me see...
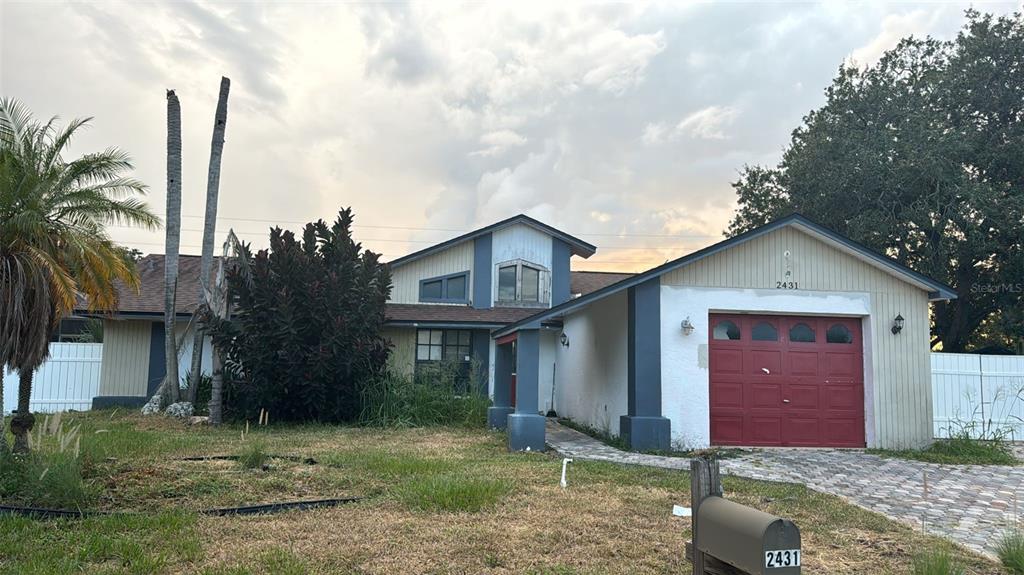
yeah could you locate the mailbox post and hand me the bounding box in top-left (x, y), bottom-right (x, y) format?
top-left (689, 456), bottom-right (801, 575)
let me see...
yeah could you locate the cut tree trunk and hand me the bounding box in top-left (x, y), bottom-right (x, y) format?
top-left (188, 76), bottom-right (230, 405)
top-left (11, 369), bottom-right (35, 453)
top-left (160, 89), bottom-right (182, 405)
top-left (208, 352), bottom-right (224, 425)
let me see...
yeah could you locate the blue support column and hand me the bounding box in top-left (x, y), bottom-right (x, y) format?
top-left (508, 329), bottom-right (546, 451)
top-left (487, 341), bottom-right (514, 429)
top-left (620, 277), bottom-right (672, 451)
top-left (473, 233), bottom-right (493, 309)
top-left (551, 238), bottom-right (571, 306)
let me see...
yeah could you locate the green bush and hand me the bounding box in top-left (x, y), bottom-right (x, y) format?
top-left (0, 449), bottom-right (98, 509)
top-left (236, 441), bottom-right (269, 470)
top-left (998, 530), bottom-right (1024, 574)
top-left (397, 475), bottom-right (510, 512)
top-left (912, 549), bottom-right (964, 575)
top-left (359, 361), bottom-right (489, 428)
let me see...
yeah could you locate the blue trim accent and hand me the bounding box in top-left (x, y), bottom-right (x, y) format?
top-left (471, 329), bottom-right (490, 395)
top-left (388, 214), bottom-right (596, 269)
top-left (494, 213), bottom-right (957, 338)
top-left (473, 233), bottom-right (492, 309)
top-left (92, 396), bottom-right (147, 409)
top-left (418, 271), bottom-right (470, 304)
top-left (552, 239), bottom-right (571, 306)
top-left (147, 322), bottom-right (166, 397)
top-left (628, 277), bottom-right (661, 417)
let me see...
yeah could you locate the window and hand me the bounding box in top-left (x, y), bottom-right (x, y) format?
top-left (416, 329), bottom-right (473, 392)
top-left (826, 324), bottom-right (853, 344)
top-left (789, 322), bottom-right (816, 343)
top-left (419, 271), bottom-right (470, 303)
top-left (751, 321), bottom-right (778, 341)
top-left (713, 320), bottom-right (740, 340)
top-left (416, 329), bottom-right (443, 361)
top-left (495, 260), bottom-right (549, 305)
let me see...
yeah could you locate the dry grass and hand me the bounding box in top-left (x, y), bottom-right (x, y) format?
top-left (0, 411), bottom-right (1005, 574)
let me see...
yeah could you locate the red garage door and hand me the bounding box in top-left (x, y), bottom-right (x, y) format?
top-left (709, 314), bottom-right (865, 447)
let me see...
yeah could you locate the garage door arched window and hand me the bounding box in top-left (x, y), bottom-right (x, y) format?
top-left (826, 323), bottom-right (853, 344)
top-left (751, 321), bottom-right (778, 341)
top-left (788, 322), bottom-right (816, 343)
top-left (712, 319), bottom-right (740, 340)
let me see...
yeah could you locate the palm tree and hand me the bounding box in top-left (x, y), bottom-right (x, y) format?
top-left (0, 98), bottom-right (159, 452)
top-left (161, 90), bottom-right (182, 405)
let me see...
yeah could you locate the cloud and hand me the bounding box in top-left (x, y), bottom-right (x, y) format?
top-left (471, 129), bottom-right (528, 157)
top-left (846, 9), bottom-right (944, 67)
top-left (643, 105), bottom-right (740, 144)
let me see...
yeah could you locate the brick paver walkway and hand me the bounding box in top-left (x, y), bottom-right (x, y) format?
top-left (546, 420), bottom-right (1023, 558)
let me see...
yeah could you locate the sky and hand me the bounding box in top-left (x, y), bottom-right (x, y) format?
top-left (2, 1), bottom-right (1021, 272)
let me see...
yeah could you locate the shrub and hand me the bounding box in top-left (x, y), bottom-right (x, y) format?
top-left (998, 530), bottom-right (1024, 574)
top-left (0, 448), bottom-right (98, 509)
top-left (359, 361), bottom-right (489, 428)
top-left (912, 549), bottom-right (964, 575)
top-left (398, 475), bottom-right (510, 512)
top-left (205, 208), bottom-right (392, 424)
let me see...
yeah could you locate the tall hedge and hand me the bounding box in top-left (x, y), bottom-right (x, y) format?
top-left (207, 208), bottom-right (392, 422)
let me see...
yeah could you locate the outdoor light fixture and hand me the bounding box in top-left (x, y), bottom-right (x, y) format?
top-left (891, 313), bottom-right (905, 335)
top-left (559, 332), bottom-right (570, 348)
top-left (681, 317), bottom-right (695, 336)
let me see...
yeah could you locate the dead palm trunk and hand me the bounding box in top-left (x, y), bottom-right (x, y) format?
top-left (159, 89), bottom-right (182, 405)
top-left (188, 77), bottom-right (230, 406)
top-left (207, 230), bottom-right (239, 425)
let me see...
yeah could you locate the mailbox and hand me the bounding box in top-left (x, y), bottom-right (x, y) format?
top-left (696, 496), bottom-right (801, 574)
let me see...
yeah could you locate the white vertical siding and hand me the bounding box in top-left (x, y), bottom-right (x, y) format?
top-left (931, 353), bottom-right (1024, 439)
top-left (388, 241), bottom-right (475, 305)
top-left (98, 320), bottom-right (152, 397)
top-left (661, 226), bottom-right (934, 449)
top-left (383, 327), bottom-right (416, 376)
top-left (3, 343), bottom-right (103, 413)
top-left (491, 224), bottom-right (554, 308)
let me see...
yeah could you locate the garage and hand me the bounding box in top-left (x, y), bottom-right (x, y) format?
top-left (709, 314), bottom-right (865, 447)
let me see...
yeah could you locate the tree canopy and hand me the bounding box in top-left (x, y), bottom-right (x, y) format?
top-left (729, 10), bottom-right (1024, 351)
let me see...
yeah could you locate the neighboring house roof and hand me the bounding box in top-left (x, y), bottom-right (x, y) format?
top-left (385, 304), bottom-right (540, 328)
top-left (494, 213), bottom-right (958, 338)
top-left (387, 214), bottom-right (597, 269)
top-left (76, 254), bottom-right (212, 319)
top-left (571, 271), bottom-right (635, 296)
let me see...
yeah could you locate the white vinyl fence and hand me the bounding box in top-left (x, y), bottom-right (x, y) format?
top-left (932, 352), bottom-right (1024, 440)
top-left (2, 343), bottom-right (103, 414)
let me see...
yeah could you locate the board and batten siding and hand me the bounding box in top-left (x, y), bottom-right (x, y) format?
top-left (491, 223), bottom-right (554, 307)
top-left (383, 327), bottom-right (415, 376)
top-left (98, 320), bottom-right (152, 397)
top-left (388, 241), bottom-right (474, 305)
top-left (661, 226), bottom-right (933, 449)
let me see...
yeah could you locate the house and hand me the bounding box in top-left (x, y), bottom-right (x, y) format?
top-left (79, 255), bottom-right (213, 408)
top-left (491, 213), bottom-right (956, 452)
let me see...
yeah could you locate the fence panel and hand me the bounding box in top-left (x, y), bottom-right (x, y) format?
top-left (2, 343), bottom-right (103, 414)
top-left (931, 352), bottom-right (1024, 440)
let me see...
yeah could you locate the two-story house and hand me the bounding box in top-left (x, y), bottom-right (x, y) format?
top-left (380, 214), bottom-right (600, 403)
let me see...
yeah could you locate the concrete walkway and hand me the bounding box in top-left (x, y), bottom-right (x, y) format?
top-left (546, 420), bottom-right (1023, 558)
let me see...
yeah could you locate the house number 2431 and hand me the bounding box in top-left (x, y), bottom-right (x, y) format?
top-left (775, 281), bottom-right (799, 289)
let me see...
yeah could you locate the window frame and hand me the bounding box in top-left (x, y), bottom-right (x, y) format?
top-left (494, 259), bottom-right (550, 307)
top-left (418, 271), bottom-right (471, 304)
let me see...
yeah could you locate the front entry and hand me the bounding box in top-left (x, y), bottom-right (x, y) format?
top-left (708, 314), bottom-right (865, 447)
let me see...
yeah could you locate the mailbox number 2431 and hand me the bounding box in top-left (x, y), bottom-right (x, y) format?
top-left (765, 549), bottom-right (800, 569)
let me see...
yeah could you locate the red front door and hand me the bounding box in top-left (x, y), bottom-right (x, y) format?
top-left (709, 314), bottom-right (865, 447)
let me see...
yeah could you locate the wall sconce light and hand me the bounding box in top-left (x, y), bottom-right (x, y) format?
top-left (559, 332), bottom-right (570, 348)
top-left (891, 313), bottom-right (905, 335)
top-left (681, 317), bottom-right (695, 336)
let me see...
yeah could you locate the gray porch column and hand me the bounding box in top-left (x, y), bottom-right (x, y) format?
top-left (508, 329), bottom-right (546, 451)
top-left (487, 341), bottom-right (514, 429)
top-left (620, 277), bottom-right (671, 451)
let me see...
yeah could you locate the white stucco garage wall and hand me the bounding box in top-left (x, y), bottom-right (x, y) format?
top-left (660, 286), bottom-right (874, 449)
top-left (554, 291), bottom-right (628, 435)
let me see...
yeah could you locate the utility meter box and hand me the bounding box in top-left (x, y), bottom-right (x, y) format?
top-left (696, 496), bottom-right (801, 574)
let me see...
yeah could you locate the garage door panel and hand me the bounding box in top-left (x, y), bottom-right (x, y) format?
top-left (710, 382), bottom-right (744, 409)
top-left (710, 313), bottom-right (865, 448)
top-left (749, 384), bottom-right (781, 409)
top-left (787, 351), bottom-right (819, 376)
top-left (710, 414), bottom-right (744, 444)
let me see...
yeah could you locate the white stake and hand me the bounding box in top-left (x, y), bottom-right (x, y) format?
top-left (560, 457), bottom-right (573, 488)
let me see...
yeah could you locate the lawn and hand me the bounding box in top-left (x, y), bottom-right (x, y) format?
top-left (0, 411), bottom-right (1005, 574)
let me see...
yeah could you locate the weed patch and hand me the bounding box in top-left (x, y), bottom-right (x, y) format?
top-left (397, 475), bottom-right (510, 512)
top-left (913, 548), bottom-right (965, 575)
top-left (870, 436), bottom-right (1017, 466)
top-left (998, 530), bottom-right (1024, 574)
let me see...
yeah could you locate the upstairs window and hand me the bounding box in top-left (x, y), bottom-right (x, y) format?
top-left (495, 260), bottom-right (549, 306)
top-left (419, 271), bottom-right (470, 303)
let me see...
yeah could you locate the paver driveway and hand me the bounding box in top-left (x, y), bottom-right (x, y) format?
top-left (546, 420), bottom-right (1022, 558)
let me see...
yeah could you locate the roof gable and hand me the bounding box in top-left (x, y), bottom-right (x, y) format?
top-left (494, 214), bottom-right (956, 337)
top-left (387, 214), bottom-right (596, 269)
